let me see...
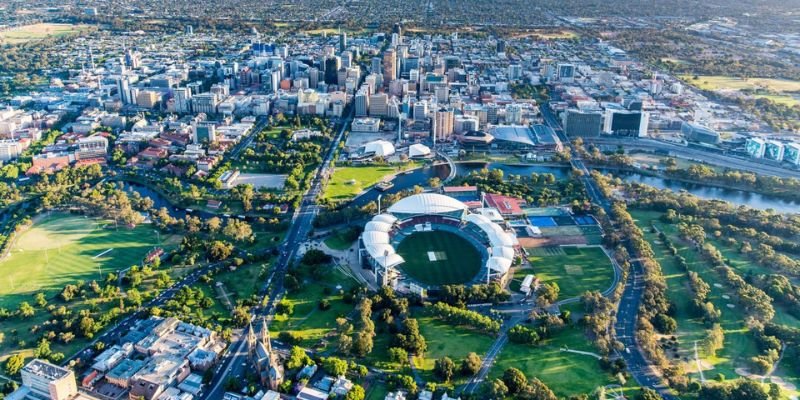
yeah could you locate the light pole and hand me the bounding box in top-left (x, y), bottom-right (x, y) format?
top-left (377, 195), bottom-right (382, 215)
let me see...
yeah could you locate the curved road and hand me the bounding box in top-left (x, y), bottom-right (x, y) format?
top-left (541, 104), bottom-right (679, 400)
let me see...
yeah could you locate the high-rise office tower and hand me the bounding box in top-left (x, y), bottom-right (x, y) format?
top-left (341, 51), bottom-right (352, 69)
top-left (324, 57), bottom-right (341, 85)
top-left (117, 77), bottom-right (132, 104)
top-left (173, 87), bottom-right (192, 114)
top-left (383, 48), bottom-right (397, 86)
top-left (339, 31), bottom-right (347, 53)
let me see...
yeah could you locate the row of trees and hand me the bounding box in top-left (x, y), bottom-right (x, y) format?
top-left (430, 302), bottom-right (501, 334)
top-left (437, 283), bottom-right (510, 307)
top-left (611, 203), bottom-right (681, 386)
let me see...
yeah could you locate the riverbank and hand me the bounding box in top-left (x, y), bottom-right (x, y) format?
top-left (590, 164), bottom-right (800, 213)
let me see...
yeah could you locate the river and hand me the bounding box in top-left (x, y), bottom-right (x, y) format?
top-left (350, 162), bottom-right (799, 214)
top-left (609, 171), bottom-right (800, 214)
top-left (114, 164), bottom-right (799, 215)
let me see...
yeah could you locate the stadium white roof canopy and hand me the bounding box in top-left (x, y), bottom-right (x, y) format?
top-left (408, 143), bottom-right (431, 158)
top-left (388, 193), bottom-right (468, 216)
top-left (364, 140), bottom-right (395, 157)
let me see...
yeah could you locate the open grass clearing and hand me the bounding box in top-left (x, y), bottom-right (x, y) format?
top-left (412, 314), bottom-right (495, 387)
top-left (527, 246), bottom-right (615, 300)
top-left (324, 163), bottom-right (419, 201)
top-left (509, 29), bottom-right (578, 40)
top-left (324, 232), bottom-right (356, 251)
top-left (269, 267), bottom-right (358, 350)
top-left (0, 23), bottom-right (91, 44)
top-left (680, 75), bottom-right (800, 93)
top-left (680, 75), bottom-right (800, 107)
top-left (490, 327), bottom-right (631, 398)
top-left (0, 212), bottom-right (178, 308)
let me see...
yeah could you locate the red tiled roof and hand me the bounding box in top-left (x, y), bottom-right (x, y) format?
top-left (484, 193), bottom-right (525, 215)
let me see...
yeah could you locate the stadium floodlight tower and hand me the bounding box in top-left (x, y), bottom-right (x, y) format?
top-left (397, 112), bottom-right (404, 144)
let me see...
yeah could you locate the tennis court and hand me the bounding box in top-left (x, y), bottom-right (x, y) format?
top-left (574, 215), bottom-right (597, 225)
top-left (528, 216), bottom-right (558, 227)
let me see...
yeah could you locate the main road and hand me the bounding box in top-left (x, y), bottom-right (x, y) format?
top-left (203, 111), bottom-right (352, 399)
top-left (540, 104), bottom-right (679, 400)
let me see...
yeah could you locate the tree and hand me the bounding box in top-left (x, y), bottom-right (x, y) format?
top-left (34, 339), bottom-right (52, 359)
top-left (653, 314), bottom-right (677, 334)
top-left (344, 384), bottom-right (365, 400)
top-left (461, 352), bottom-right (482, 376)
top-left (232, 305), bottom-right (251, 327)
top-left (481, 378), bottom-right (509, 400)
top-left (352, 330), bottom-right (374, 357)
top-left (286, 346), bottom-right (312, 370)
top-left (4, 354), bottom-right (24, 376)
top-left (276, 299), bottom-right (294, 315)
top-left (520, 377), bottom-right (557, 400)
top-left (434, 357), bottom-right (456, 382)
top-left (209, 240), bottom-right (233, 260)
top-left (207, 217), bottom-right (222, 233)
top-left (703, 324), bottom-right (725, 358)
top-left (536, 282), bottom-right (559, 307)
top-left (34, 292), bottom-right (47, 308)
top-left (18, 302), bottom-right (35, 318)
top-left (388, 347), bottom-right (408, 365)
top-left (636, 388), bottom-right (662, 400)
top-left (502, 367), bottom-right (528, 395)
top-left (322, 357), bottom-right (348, 377)
top-left (223, 219), bottom-right (253, 242)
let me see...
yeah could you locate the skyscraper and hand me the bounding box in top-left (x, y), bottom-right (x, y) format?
top-left (324, 57), bottom-right (341, 85)
top-left (117, 77), bottom-right (132, 104)
top-left (339, 31), bottom-right (347, 53)
top-left (383, 48), bottom-right (397, 86)
top-left (434, 108), bottom-right (455, 141)
top-left (173, 87), bottom-right (192, 114)
top-left (371, 57), bottom-right (382, 74)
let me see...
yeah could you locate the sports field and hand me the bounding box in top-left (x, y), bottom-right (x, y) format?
top-left (526, 246), bottom-right (616, 300)
top-left (396, 231), bottom-right (481, 286)
top-left (681, 75), bottom-right (800, 107)
top-left (323, 162), bottom-right (420, 201)
top-left (0, 213), bottom-right (168, 308)
top-left (0, 23), bottom-right (91, 44)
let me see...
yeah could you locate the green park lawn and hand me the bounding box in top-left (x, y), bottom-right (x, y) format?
top-left (0, 23), bottom-right (90, 44)
top-left (201, 262), bottom-right (271, 321)
top-left (413, 315), bottom-right (495, 386)
top-left (324, 232), bottom-right (356, 250)
top-left (0, 213), bottom-right (175, 308)
top-left (324, 163), bottom-right (419, 201)
top-left (0, 213), bottom-right (181, 361)
top-left (269, 267), bottom-right (358, 350)
top-left (526, 246), bottom-right (616, 300)
top-left (490, 327), bottom-right (630, 398)
top-left (680, 75), bottom-right (800, 107)
top-left (630, 210), bottom-right (767, 380)
top-left (396, 231), bottom-right (482, 286)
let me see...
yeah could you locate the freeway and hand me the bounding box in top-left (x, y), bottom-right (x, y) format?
top-left (203, 110), bottom-right (353, 399)
top-left (540, 104), bottom-right (679, 400)
top-left (583, 136), bottom-right (800, 180)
